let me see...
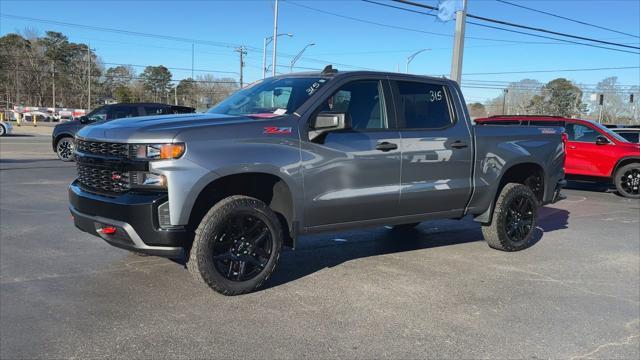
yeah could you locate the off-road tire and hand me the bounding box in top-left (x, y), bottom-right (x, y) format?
top-left (614, 163), bottom-right (640, 199)
top-left (187, 195), bottom-right (283, 295)
top-left (56, 136), bottom-right (75, 162)
top-left (482, 183), bottom-right (538, 252)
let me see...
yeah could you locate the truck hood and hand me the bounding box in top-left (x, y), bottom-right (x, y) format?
top-left (76, 113), bottom-right (257, 142)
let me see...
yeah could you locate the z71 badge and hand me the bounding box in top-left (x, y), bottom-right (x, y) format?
top-left (264, 127), bottom-right (292, 134)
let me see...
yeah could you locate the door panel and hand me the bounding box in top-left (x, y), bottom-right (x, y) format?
top-left (302, 79), bottom-right (401, 227)
top-left (392, 80), bottom-right (473, 216)
top-left (565, 122), bottom-right (615, 177)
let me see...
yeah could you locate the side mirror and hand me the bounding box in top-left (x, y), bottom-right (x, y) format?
top-left (309, 112), bottom-right (348, 141)
top-left (595, 135), bottom-right (610, 145)
top-left (79, 116), bottom-right (89, 124)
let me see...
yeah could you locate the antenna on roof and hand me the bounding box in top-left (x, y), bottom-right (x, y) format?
top-left (321, 65), bottom-right (338, 75)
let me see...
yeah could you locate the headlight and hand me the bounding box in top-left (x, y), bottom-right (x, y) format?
top-left (133, 143), bottom-right (185, 160)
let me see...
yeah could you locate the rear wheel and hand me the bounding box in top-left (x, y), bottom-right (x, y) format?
top-left (482, 183), bottom-right (538, 252)
top-left (614, 163), bottom-right (640, 199)
top-left (187, 195), bottom-right (283, 295)
top-left (0, 124), bottom-right (6, 137)
top-left (56, 137), bottom-right (75, 162)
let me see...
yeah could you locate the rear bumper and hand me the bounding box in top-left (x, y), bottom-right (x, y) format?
top-left (69, 181), bottom-right (191, 258)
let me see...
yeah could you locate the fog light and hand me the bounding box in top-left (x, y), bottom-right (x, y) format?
top-left (158, 201), bottom-right (172, 229)
top-left (131, 172), bottom-right (167, 189)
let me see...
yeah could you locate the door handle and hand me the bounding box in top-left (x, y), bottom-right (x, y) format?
top-left (568, 145), bottom-right (576, 149)
top-left (450, 140), bottom-right (468, 149)
top-left (375, 142), bottom-right (398, 152)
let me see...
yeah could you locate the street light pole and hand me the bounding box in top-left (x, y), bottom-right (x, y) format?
top-left (406, 49), bottom-right (431, 73)
top-left (263, 33), bottom-right (293, 79)
top-left (271, 0), bottom-right (279, 77)
top-left (290, 43), bottom-right (315, 72)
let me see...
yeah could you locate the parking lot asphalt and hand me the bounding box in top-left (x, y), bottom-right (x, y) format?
top-left (1, 133), bottom-right (639, 359)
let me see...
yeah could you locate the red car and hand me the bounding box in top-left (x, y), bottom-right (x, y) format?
top-left (475, 116), bottom-right (640, 198)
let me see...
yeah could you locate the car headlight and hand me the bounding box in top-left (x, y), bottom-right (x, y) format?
top-left (133, 143), bottom-right (185, 160)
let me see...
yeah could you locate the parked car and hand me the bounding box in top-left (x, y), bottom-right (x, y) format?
top-left (52, 103), bottom-right (195, 161)
top-left (0, 120), bottom-right (13, 136)
top-left (612, 128), bottom-right (640, 144)
top-left (69, 69), bottom-right (565, 295)
top-left (475, 115), bottom-right (640, 198)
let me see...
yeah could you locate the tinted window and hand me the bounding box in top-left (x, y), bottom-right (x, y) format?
top-left (144, 106), bottom-right (170, 115)
top-left (396, 82), bottom-right (452, 129)
top-left (566, 123), bottom-right (599, 142)
top-left (618, 132), bottom-right (639, 143)
top-left (321, 80), bottom-right (387, 130)
top-left (107, 106), bottom-right (138, 120)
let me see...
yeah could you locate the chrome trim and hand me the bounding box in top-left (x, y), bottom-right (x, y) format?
top-left (69, 206), bottom-right (183, 253)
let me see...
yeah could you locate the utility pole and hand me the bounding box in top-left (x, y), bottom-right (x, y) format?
top-left (52, 61), bottom-right (55, 109)
top-left (191, 42), bottom-right (195, 79)
top-left (174, 86), bottom-right (178, 105)
top-left (450, 0), bottom-right (468, 84)
top-left (502, 89), bottom-right (508, 114)
top-left (87, 45), bottom-right (91, 111)
top-left (272, 0), bottom-right (279, 77)
top-left (236, 46), bottom-right (247, 88)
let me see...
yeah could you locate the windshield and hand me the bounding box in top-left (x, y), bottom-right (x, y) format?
top-left (590, 121), bottom-right (629, 142)
top-left (208, 77), bottom-right (328, 117)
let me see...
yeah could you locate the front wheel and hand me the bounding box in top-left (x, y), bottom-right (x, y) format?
top-left (482, 183), bottom-right (538, 252)
top-left (56, 137), bottom-right (75, 162)
top-left (187, 195), bottom-right (283, 295)
top-left (0, 125), bottom-right (6, 137)
top-left (614, 163), bottom-right (640, 199)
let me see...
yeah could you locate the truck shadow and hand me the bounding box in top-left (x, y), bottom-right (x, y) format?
top-left (261, 208), bottom-right (570, 291)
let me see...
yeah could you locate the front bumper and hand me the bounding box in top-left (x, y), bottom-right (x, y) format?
top-left (69, 181), bottom-right (191, 258)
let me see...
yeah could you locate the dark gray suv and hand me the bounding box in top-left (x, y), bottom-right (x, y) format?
top-left (52, 103), bottom-right (194, 161)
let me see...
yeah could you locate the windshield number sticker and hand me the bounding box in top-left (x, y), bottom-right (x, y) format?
top-left (264, 127), bottom-right (292, 135)
top-left (429, 90), bottom-right (443, 102)
top-left (306, 82), bottom-right (322, 96)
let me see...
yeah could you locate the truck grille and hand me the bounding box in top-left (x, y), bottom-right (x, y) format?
top-left (76, 163), bottom-right (130, 194)
top-left (75, 139), bottom-right (130, 158)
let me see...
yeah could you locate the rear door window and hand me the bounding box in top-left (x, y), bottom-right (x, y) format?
top-left (395, 81), bottom-right (453, 129)
top-left (529, 120), bottom-right (565, 127)
top-left (566, 123), bottom-right (599, 142)
top-left (108, 106), bottom-right (139, 120)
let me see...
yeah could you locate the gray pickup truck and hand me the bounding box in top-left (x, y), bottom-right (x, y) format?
top-left (69, 68), bottom-right (565, 295)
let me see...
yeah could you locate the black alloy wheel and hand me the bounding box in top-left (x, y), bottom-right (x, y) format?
top-left (504, 195), bottom-right (535, 243)
top-left (620, 168), bottom-right (640, 196)
top-left (212, 213), bottom-right (273, 282)
top-left (56, 137), bottom-right (75, 161)
top-left (614, 163), bottom-right (640, 199)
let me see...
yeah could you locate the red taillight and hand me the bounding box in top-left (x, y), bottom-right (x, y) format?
top-left (97, 226), bottom-right (117, 235)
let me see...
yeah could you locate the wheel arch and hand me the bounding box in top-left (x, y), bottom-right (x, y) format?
top-left (188, 172), bottom-right (296, 248)
top-left (474, 161), bottom-right (545, 224)
top-left (53, 132), bottom-right (75, 149)
top-left (613, 157), bottom-right (640, 177)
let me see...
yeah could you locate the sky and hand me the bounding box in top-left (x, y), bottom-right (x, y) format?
top-left (1, 0), bottom-right (639, 104)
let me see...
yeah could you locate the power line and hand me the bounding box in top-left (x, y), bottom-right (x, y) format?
top-left (101, 62), bottom-right (239, 75)
top-left (392, 0), bottom-right (639, 50)
top-left (287, 0), bottom-right (565, 45)
top-left (0, 13), bottom-right (262, 52)
top-left (462, 66), bottom-right (640, 76)
top-left (495, 0), bottom-right (640, 39)
top-left (0, 12), bottom-right (377, 74)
